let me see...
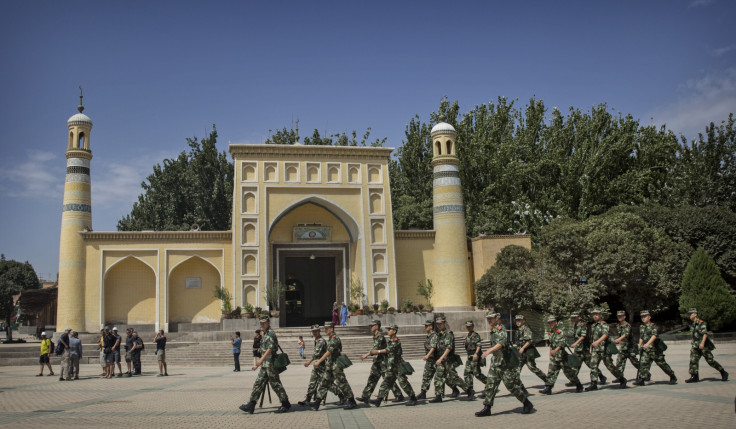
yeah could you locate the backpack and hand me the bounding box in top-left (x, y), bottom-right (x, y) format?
top-left (55, 341), bottom-right (64, 355)
top-left (48, 340), bottom-right (55, 354)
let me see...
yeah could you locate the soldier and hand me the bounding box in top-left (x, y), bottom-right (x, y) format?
top-left (568, 313), bottom-right (598, 385)
top-left (297, 324), bottom-right (344, 406)
top-left (418, 319), bottom-right (438, 399)
top-left (357, 320), bottom-right (404, 403)
top-left (685, 308), bottom-right (728, 383)
top-left (476, 312), bottom-right (533, 417)
top-left (310, 321), bottom-right (358, 410)
top-left (613, 310), bottom-right (639, 380)
top-left (633, 310), bottom-right (677, 386)
top-left (463, 320), bottom-right (487, 396)
top-left (585, 309), bottom-right (626, 391)
top-left (239, 315), bottom-right (291, 414)
top-left (539, 315), bottom-right (583, 394)
top-left (513, 315), bottom-right (547, 385)
top-left (430, 316), bottom-right (473, 403)
top-left (369, 324), bottom-right (418, 407)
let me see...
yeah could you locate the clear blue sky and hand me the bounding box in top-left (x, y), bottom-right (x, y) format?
top-left (1, 0), bottom-right (734, 280)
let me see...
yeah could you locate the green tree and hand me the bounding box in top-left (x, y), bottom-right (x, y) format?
top-left (0, 254), bottom-right (40, 341)
top-left (117, 126), bottom-right (233, 231)
top-left (416, 279), bottom-right (434, 307)
top-left (679, 248), bottom-right (736, 331)
top-left (265, 127), bottom-right (386, 147)
top-left (475, 245), bottom-right (537, 312)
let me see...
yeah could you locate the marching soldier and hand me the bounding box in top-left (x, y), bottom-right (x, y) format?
top-left (357, 320), bottom-right (404, 403)
top-left (310, 321), bottom-right (358, 410)
top-left (430, 316), bottom-right (473, 403)
top-left (476, 312), bottom-right (533, 417)
top-left (685, 308), bottom-right (728, 383)
top-left (539, 315), bottom-right (583, 394)
top-left (463, 320), bottom-right (487, 395)
top-left (585, 309), bottom-right (626, 391)
top-left (369, 324), bottom-right (418, 407)
top-left (239, 315), bottom-right (291, 414)
top-left (418, 319), bottom-right (438, 399)
top-left (513, 315), bottom-right (547, 384)
top-left (633, 310), bottom-right (677, 386)
top-left (297, 324), bottom-right (344, 406)
top-left (568, 313), bottom-right (598, 384)
top-left (613, 310), bottom-right (639, 380)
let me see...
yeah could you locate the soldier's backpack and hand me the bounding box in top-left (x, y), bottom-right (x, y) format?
top-left (273, 344), bottom-right (291, 373)
top-left (336, 355), bottom-right (352, 370)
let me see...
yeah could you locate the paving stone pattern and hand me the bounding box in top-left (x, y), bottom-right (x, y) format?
top-left (0, 343), bottom-right (734, 428)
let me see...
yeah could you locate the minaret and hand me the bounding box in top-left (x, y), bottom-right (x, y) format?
top-left (430, 118), bottom-right (471, 311)
top-left (57, 89), bottom-right (92, 331)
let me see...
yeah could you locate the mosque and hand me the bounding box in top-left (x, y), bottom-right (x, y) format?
top-left (56, 98), bottom-right (530, 332)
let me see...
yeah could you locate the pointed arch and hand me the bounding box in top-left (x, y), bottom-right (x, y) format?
top-left (268, 195), bottom-right (361, 242)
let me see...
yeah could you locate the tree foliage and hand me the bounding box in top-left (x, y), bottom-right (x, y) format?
top-left (265, 127), bottom-right (386, 147)
top-left (118, 126), bottom-right (233, 231)
top-left (679, 247), bottom-right (736, 331)
top-left (475, 245), bottom-right (537, 312)
top-left (0, 254), bottom-right (40, 341)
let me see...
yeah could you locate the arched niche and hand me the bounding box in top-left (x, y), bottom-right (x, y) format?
top-left (168, 256), bottom-right (221, 323)
top-left (104, 256), bottom-right (156, 325)
top-left (371, 221), bottom-right (384, 244)
top-left (242, 191), bottom-right (256, 213)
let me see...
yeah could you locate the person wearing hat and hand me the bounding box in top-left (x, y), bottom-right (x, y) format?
top-left (111, 327), bottom-right (123, 377)
top-left (68, 331), bottom-right (82, 380)
top-left (297, 324), bottom-right (344, 407)
top-left (476, 312), bottom-right (533, 417)
top-left (58, 327), bottom-right (72, 381)
top-left (310, 321), bottom-right (357, 410)
top-left (633, 310), bottom-right (676, 386)
top-left (430, 316), bottom-right (472, 403)
top-left (369, 324), bottom-right (418, 407)
top-left (539, 316), bottom-right (583, 395)
top-left (463, 320), bottom-right (487, 395)
top-left (568, 313), bottom-right (594, 383)
top-left (585, 309), bottom-right (626, 391)
top-left (418, 319), bottom-right (442, 399)
top-left (685, 308), bottom-right (728, 383)
top-left (357, 320), bottom-right (404, 403)
top-left (239, 315), bottom-right (291, 414)
top-left (37, 331), bottom-right (54, 377)
top-left (613, 311), bottom-right (639, 380)
top-left (512, 315), bottom-right (547, 385)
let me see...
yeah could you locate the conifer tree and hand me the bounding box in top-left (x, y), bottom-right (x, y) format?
top-left (679, 247), bottom-right (736, 331)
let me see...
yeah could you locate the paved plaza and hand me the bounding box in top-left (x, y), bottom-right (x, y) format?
top-left (1, 342), bottom-right (734, 428)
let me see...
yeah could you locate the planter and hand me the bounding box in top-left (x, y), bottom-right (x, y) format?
top-left (270, 310), bottom-right (280, 317)
top-left (356, 309), bottom-right (363, 315)
top-left (380, 310), bottom-right (387, 314)
top-left (244, 312), bottom-right (255, 319)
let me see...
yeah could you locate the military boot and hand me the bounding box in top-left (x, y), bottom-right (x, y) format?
top-left (392, 394), bottom-right (404, 402)
top-left (416, 389), bottom-right (427, 400)
top-left (539, 385), bottom-right (552, 395)
top-left (685, 374), bottom-right (699, 383)
top-left (632, 378), bottom-right (645, 386)
top-left (449, 386), bottom-right (460, 398)
top-left (584, 381), bottom-right (598, 391)
top-left (477, 391), bottom-right (486, 399)
top-left (564, 381), bottom-right (575, 387)
top-left (369, 397), bottom-right (382, 407)
top-left (310, 398), bottom-right (322, 411)
top-left (337, 393), bottom-right (346, 405)
top-left (356, 396), bottom-right (370, 403)
top-left (428, 394), bottom-right (443, 403)
top-left (275, 400), bottom-right (291, 413)
top-left (239, 400), bottom-right (256, 414)
top-left (344, 397), bottom-right (357, 410)
top-left (406, 395), bottom-right (418, 406)
top-left (475, 405), bottom-right (491, 417)
top-left (619, 378), bottom-right (627, 389)
top-left (575, 382), bottom-right (584, 392)
top-left (297, 394), bottom-right (311, 406)
top-left (599, 374), bottom-right (607, 384)
top-left (669, 374), bottom-right (677, 385)
top-left (720, 370), bottom-right (729, 381)
top-left (521, 399), bottom-right (534, 414)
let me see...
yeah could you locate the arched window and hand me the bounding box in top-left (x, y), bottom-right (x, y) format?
top-left (69, 132), bottom-right (74, 149)
top-left (446, 140), bottom-right (452, 155)
top-left (435, 141), bottom-right (441, 155)
top-left (78, 132), bottom-right (85, 149)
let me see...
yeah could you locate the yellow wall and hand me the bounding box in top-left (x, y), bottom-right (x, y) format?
top-left (394, 232), bottom-right (435, 307)
top-left (470, 235), bottom-right (532, 281)
top-left (168, 256), bottom-right (221, 323)
top-left (104, 257), bottom-right (156, 325)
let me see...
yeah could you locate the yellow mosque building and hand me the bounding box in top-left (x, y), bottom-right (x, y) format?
top-left (56, 100), bottom-right (530, 332)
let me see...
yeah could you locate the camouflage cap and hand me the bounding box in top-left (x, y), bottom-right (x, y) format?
top-left (640, 310), bottom-right (650, 316)
top-left (369, 319), bottom-right (382, 326)
top-left (616, 310), bottom-right (626, 316)
top-left (514, 314), bottom-right (525, 320)
top-left (687, 308), bottom-right (698, 314)
top-left (310, 324), bottom-right (321, 331)
top-left (484, 311), bottom-right (496, 319)
top-left (258, 314), bottom-right (270, 322)
top-left (570, 313), bottom-right (580, 318)
top-left (591, 308), bottom-right (602, 314)
top-left (424, 319), bottom-right (434, 326)
top-left (387, 324), bottom-right (399, 331)
top-left (547, 315), bottom-right (557, 323)
top-left (324, 321), bottom-right (335, 328)
top-left (435, 316), bottom-right (446, 323)
top-left (465, 320), bottom-right (474, 327)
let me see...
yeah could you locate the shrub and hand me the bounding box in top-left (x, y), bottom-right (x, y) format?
top-left (679, 247), bottom-right (736, 331)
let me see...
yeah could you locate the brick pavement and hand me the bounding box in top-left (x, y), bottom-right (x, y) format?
top-left (0, 343), bottom-right (734, 428)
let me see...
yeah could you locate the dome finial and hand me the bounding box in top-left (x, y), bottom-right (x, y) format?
top-left (77, 86), bottom-right (84, 113)
top-left (439, 114), bottom-right (446, 122)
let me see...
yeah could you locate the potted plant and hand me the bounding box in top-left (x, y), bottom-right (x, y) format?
top-left (380, 300), bottom-right (389, 314)
top-left (213, 285), bottom-right (233, 319)
top-left (356, 306), bottom-right (363, 315)
top-left (372, 302), bottom-right (379, 313)
top-left (416, 279), bottom-right (434, 312)
top-left (349, 275), bottom-right (365, 310)
top-left (348, 303), bottom-right (357, 316)
top-left (230, 306), bottom-right (242, 319)
top-left (363, 304), bottom-right (373, 315)
top-left (267, 280), bottom-right (285, 317)
top-left (387, 306), bottom-right (396, 314)
top-left (244, 304), bottom-right (255, 318)
top-left (402, 299), bottom-right (413, 313)
top-left (418, 303), bottom-right (425, 312)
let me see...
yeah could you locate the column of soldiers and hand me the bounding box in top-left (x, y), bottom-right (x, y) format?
top-left (239, 308), bottom-right (728, 415)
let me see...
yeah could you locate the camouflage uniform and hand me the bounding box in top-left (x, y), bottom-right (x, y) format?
top-left (315, 332), bottom-right (354, 401)
top-left (361, 330), bottom-right (403, 399)
top-left (513, 324), bottom-right (547, 383)
top-left (377, 334), bottom-right (415, 398)
top-left (589, 320), bottom-right (624, 383)
top-left (464, 330), bottom-right (488, 388)
top-left (248, 327), bottom-right (289, 403)
top-left (420, 330), bottom-right (439, 392)
top-left (482, 323), bottom-right (527, 407)
top-left (688, 318), bottom-right (724, 376)
top-left (306, 335), bottom-right (341, 399)
top-left (570, 320), bottom-right (591, 374)
top-left (638, 322), bottom-right (675, 380)
top-left (615, 320), bottom-right (639, 375)
top-left (544, 327), bottom-right (580, 387)
top-left (434, 328), bottom-right (468, 395)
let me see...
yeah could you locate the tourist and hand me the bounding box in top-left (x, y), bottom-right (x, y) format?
top-left (68, 331), bottom-right (82, 380)
top-left (112, 327), bottom-right (123, 377)
top-left (124, 328), bottom-right (134, 376)
top-left (97, 328), bottom-right (106, 376)
top-left (58, 327), bottom-right (71, 381)
top-left (103, 327), bottom-right (116, 378)
top-left (130, 331), bottom-right (143, 375)
top-left (232, 331), bottom-right (241, 372)
top-left (252, 329), bottom-right (261, 367)
top-left (340, 303), bottom-right (348, 326)
top-left (37, 331), bottom-right (54, 376)
top-left (297, 335), bottom-right (305, 359)
top-left (154, 329), bottom-right (168, 376)
top-left (331, 302), bottom-right (339, 325)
